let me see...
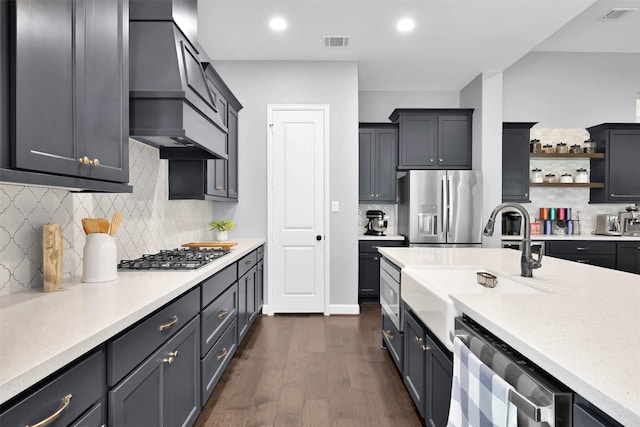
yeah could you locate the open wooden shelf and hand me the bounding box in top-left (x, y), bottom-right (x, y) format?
top-left (530, 182), bottom-right (604, 188)
top-left (530, 153), bottom-right (604, 159)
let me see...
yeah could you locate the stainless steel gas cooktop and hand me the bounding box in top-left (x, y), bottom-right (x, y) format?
top-left (117, 248), bottom-right (229, 270)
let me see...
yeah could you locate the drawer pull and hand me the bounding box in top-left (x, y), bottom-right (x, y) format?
top-left (159, 315), bottom-right (179, 331)
top-left (422, 345), bottom-right (431, 352)
top-left (218, 308), bottom-right (229, 319)
top-left (163, 351), bottom-right (179, 364)
top-left (383, 330), bottom-right (394, 340)
top-left (217, 348), bottom-right (228, 360)
top-left (414, 337), bottom-right (423, 345)
top-left (27, 393), bottom-right (72, 427)
top-left (258, 250), bottom-right (264, 256)
top-left (576, 259), bottom-right (590, 264)
top-left (248, 277), bottom-right (253, 282)
top-left (245, 260), bottom-right (254, 266)
top-left (372, 246), bottom-right (380, 249)
top-left (576, 247), bottom-right (590, 251)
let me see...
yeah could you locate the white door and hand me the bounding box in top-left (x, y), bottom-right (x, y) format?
top-left (267, 105), bottom-right (328, 314)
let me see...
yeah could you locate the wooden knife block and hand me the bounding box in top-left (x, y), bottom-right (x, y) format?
top-left (43, 224), bottom-right (63, 292)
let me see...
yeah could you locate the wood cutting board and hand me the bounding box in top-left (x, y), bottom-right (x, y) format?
top-left (43, 224), bottom-right (63, 292)
top-left (182, 242), bottom-right (238, 250)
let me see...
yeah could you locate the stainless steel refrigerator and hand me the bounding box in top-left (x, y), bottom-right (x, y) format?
top-left (398, 170), bottom-right (483, 246)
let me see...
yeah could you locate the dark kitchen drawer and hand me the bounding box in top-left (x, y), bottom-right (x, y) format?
top-left (0, 350), bottom-right (105, 427)
top-left (107, 287), bottom-right (200, 386)
top-left (202, 263), bottom-right (237, 308)
top-left (201, 320), bottom-right (238, 406)
top-left (201, 282), bottom-right (238, 357)
top-left (382, 310), bottom-right (403, 373)
top-left (70, 401), bottom-right (104, 427)
top-left (546, 241), bottom-right (616, 256)
top-left (554, 254), bottom-right (617, 269)
top-left (238, 250), bottom-right (257, 279)
top-left (359, 239), bottom-right (406, 254)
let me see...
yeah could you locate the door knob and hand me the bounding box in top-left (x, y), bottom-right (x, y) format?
top-left (316, 235), bottom-right (322, 241)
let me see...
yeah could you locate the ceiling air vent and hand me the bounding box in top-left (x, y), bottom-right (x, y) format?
top-left (324, 36), bottom-right (350, 48)
top-left (597, 8), bottom-right (637, 21)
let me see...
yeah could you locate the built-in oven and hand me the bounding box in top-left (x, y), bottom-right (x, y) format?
top-left (380, 257), bottom-right (403, 331)
top-left (452, 316), bottom-right (572, 427)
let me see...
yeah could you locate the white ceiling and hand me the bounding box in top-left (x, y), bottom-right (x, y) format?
top-left (197, 0), bottom-right (640, 91)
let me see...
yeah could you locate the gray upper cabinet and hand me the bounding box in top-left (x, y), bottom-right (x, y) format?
top-left (8, 0), bottom-right (129, 187)
top-left (502, 122), bottom-right (536, 203)
top-left (390, 109), bottom-right (473, 170)
top-left (588, 123), bottom-right (640, 203)
top-left (359, 123), bottom-right (398, 203)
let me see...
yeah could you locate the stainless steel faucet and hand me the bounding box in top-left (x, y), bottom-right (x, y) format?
top-left (484, 202), bottom-right (542, 277)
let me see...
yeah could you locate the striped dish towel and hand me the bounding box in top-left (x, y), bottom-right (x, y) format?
top-left (446, 336), bottom-right (517, 427)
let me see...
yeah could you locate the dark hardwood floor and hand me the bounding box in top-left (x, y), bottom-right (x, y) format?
top-left (195, 304), bottom-right (422, 427)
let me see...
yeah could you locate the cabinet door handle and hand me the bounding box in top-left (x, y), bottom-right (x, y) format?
top-left (217, 347), bottom-right (228, 360)
top-left (218, 308), bottom-right (229, 319)
top-left (26, 394), bottom-right (72, 427)
top-left (576, 259), bottom-right (590, 263)
top-left (439, 158), bottom-right (443, 162)
top-left (245, 260), bottom-right (254, 266)
top-left (163, 351), bottom-right (179, 364)
top-left (383, 330), bottom-right (394, 340)
top-left (576, 247), bottom-right (590, 251)
top-left (414, 336), bottom-right (423, 345)
top-left (159, 315), bottom-right (179, 331)
top-left (371, 246), bottom-right (380, 249)
top-left (422, 345), bottom-right (431, 352)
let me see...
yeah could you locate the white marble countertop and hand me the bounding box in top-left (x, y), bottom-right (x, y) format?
top-left (0, 238), bottom-right (265, 405)
top-left (501, 233), bottom-right (640, 241)
top-left (358, 234), bottom-right (405, 241)
top-left (377, 246), bottom-right (640, 427)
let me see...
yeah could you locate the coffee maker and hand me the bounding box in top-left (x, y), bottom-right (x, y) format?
top-left (619, 204), bottom-right (640, 236)
top-left (365, 210), bottom-right (387, 236)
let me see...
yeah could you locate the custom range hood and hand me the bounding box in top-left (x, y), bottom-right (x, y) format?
top-left (129, 1), bottom-right (227, 159)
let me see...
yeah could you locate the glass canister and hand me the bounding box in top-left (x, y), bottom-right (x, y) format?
top-left (541, 144), bottom-right (555, 153)
top-left (530, 139), bottom-right (542, 153)
top-left (575, 168), bottom-right (589, 183)
top-left (569, 144), bottom-right (582, 154)
top-left (543, 173), bottom-right (558, 183)
top-left (559, 173), bottom-right (573, 183)
top-left (583, 139), bottom-right (596, 153)
top-left (556, 142), bottom-right (569, 154)
top-left (530, 168), bottom-right (543, 183)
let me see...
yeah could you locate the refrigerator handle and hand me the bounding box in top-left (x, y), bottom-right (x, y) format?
top-left (448, 176), bottom-right (453, 237)
top-left (441, 176), bottom-right (447, 240)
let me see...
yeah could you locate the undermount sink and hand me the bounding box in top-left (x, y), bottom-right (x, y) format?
top-left (401, 266), bottom-right (551, 352)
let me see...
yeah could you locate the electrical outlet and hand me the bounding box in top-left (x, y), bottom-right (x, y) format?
top-left (331, 201), bottom-right (339, 212)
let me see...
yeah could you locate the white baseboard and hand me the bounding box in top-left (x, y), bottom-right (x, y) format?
top-left (261, 304), bottom-right (360, 316)
top-left (328, 304), bottom-right (360, 315)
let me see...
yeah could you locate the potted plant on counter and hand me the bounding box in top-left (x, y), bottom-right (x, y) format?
top-left (210, 219), bottom-right (235, 241)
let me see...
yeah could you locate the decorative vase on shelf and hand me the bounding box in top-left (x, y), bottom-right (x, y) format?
top-left (217, 230), bottom-right (229, 241)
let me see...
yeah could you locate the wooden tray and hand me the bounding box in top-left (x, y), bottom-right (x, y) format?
top-left (182, 242), bottom-right (238, 250)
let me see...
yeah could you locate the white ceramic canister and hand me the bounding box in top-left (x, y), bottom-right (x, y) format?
top-left (559, 173), bottom-right (573, 183)
top-left (82, 233), bottom-right (118, 283)
top-left (530, 168), bottom-right (543, 183)
top-left (575, 168), bottom-right (589, 183)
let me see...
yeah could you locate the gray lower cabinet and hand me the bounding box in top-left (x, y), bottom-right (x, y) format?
top-left (109, 316), bottom-right (201, 427)
top-left (0, 350), bottom-right (106, 427)
top-left (546, 240), bottom-right (617, 269)
top-left (3, 0), bottom-right (130, 191)
top-left (256, 257), bottom-right (264, 315)
top-left (201, 320), bottom-right (237, 406)
top-left (239, 266), bottom-right (257, 343)
top-left (359, 240), bottom-right (406, 303)
top-left (616, 242), bottom-right (640, 274)
top-left (70, 401), bottom-right (105, 427)
top-left (402, 306), bottom-right (453, 426)
top-left (381, 310), bottom-right (403, 372)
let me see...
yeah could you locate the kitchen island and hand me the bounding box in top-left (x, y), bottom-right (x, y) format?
top-left (378, 246), bottom-right (640, 426)
top-left (0, 238), bottom-right (265, 406)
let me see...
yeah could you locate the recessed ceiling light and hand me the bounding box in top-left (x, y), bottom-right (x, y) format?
top-left (269, 17), bottom-right (287, 31)
top-left (397, 18), bottom-right (415, 32)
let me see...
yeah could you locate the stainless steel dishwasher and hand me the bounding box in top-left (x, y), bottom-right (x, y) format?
top-left (452, 316), bottom-right (573, 427)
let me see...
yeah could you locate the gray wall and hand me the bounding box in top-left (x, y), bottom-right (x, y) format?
top-left (359, 90), bottom-right (460, 122)
top-left (211, 60), bottom-right (359, 311)
top-left (461, 72), bottom-right (503, 248)
top-left (503, 52), bottom-right (640, 128)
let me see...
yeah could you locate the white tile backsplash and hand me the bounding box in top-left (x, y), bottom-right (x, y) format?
top-left (0, 140), bottom-right (215, 296)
